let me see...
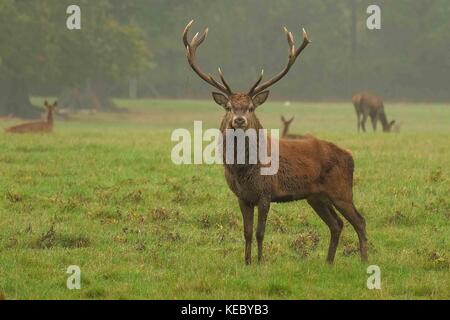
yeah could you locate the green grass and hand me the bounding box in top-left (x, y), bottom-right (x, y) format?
top-left (0, 98), bottom-right (449, 299)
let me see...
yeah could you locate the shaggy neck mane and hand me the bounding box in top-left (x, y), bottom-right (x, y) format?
top-left (219, 116), bottom-right (265, 173)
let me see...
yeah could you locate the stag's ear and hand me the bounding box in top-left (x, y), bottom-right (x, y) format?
top-left (281, 116), bottom-right (286, 122)
top-left (53, 101), bottom-right (58, 107)
top-left (212, 92), bottom-right (229, 108)
top-left (44, 100), bottom-right (49, 107)
top-left (390, 120), bottom-right (396, 127)
top-left (253, 91), bottom-right (270, 107)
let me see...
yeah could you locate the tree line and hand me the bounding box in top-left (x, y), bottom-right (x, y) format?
top-left (1, 0), bottom-right (449, 117)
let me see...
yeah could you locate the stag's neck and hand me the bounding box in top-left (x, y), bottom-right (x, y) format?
top-left (282, 126), bottom-right (289, 138)
top-left (219, 117), bottom-right (265, 175)
top-left (47, 109), bottom-right (54, 124)
top-left (378, 111), bottom-right (389, 131)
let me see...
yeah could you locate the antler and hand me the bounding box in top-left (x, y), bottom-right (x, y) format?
top-left (183, 20), bottom-right (233, 95)
top-left (248, 27), bottom-right (310, 96)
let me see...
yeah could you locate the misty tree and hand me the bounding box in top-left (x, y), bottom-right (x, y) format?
top-left (0, 0), bottom-right (150, 117)
top-left (0, 0), bottom-right (49, 117)
top-left (135, 0), bottom-right (450, 101)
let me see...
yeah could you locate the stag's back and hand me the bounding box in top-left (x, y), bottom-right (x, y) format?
top-left (5, 121), bottom-right (53, 133)
top-left (353, 91), bottom-right (384, 115)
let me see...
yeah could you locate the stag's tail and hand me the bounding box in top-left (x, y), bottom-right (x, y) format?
top-left (336, 144), bottom-right (355, 184)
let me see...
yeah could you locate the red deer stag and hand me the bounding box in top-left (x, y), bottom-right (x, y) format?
top-left (281, 116), bottom-right (304, 139)
top-left (5, 101), bottom-right (56, 134)
top-left (183, 20), bottom-right (367, 264)
top-left (352, 91), bottom-right (396, 133)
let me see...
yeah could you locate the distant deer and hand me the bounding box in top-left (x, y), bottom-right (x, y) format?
top-left (281, 116), bottom-right (304, 139)
top-left (5, 101), bottom-right (56, 134)
top-left (352, 92), bottom-right (396, 132)
top-left (183, 21), bottom-right (367, 264)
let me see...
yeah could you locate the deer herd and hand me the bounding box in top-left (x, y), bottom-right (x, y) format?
top-left (0, 20), bottom-right (400, 266)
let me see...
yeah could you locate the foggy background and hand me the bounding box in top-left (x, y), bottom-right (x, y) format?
top-left (1, 0), bottom-right (449, 117)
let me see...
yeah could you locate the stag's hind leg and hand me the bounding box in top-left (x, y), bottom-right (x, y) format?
top-left (331, 199), bottom-right (368, 262)
top-left (307, 196), bottom-right (344, 263)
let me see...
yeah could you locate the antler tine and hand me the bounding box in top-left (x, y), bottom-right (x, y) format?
top-left (191, 32), bottom-right (199, 45)
top-left (195, 28), bottom-right (208, 46)
top-left (209, 73), bottom-right (227, 90)
top-left (182, 20), bottom-right (232, 95)
top-left (251, 26), bottom-right (311, 96)
top-left (182, 20), bottom-right (194, 47)
top-left (218, 67), bottom-right (233, 94)
top-left (294, 28), bottom-right (310, 58)
top-left (247, 69), bottom-right (264, 95)
top-left (284, 27), bottom-right (294, 50)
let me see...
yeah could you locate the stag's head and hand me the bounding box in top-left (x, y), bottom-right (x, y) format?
top-left (391, 121), bottom-right (401, 133)
top-left (382, 120), bottom-right (397, 132)
top-left (182, 20), bottom-right (310, 131)
top-left (281, 116), bottom-right (294, 136)
top-left (281, 115), bottom-right (294, 127)
top-left (44, 100), bottom-right (57, 112)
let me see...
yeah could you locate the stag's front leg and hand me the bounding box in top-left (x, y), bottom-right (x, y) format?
top-left (239, 199), bottom-right (254, 265)
top-left (256, 198), bottom-right (270, 263)
top-left (356, 112), bottom-right (361, 133)
top-left (361, 114), bottom-right (368, 132)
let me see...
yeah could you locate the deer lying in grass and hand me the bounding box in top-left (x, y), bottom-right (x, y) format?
top-left (352, 92), bottom-right (396, 132)
top-left (5, 101), bottom-right (56, 134)
top-left (183, 20), bottom-right (368, 264)
top-left (281, 116), bottom-right (304, 139)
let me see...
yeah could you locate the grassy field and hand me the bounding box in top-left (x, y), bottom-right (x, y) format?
top-left (0, 98), bottom-right (449, 299)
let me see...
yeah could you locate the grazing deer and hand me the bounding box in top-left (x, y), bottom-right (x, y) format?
top-left (183, 21), bottom-right (368, 265)
top-left (5, 101), bottom-right (56, 134)
top-left (281, 116), bottom-right (304, 139)
top-left (352, 92), bottom-right (396, 133)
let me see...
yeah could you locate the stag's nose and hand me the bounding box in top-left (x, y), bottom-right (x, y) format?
top-left (232, 116), bottom-right (247, 128)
